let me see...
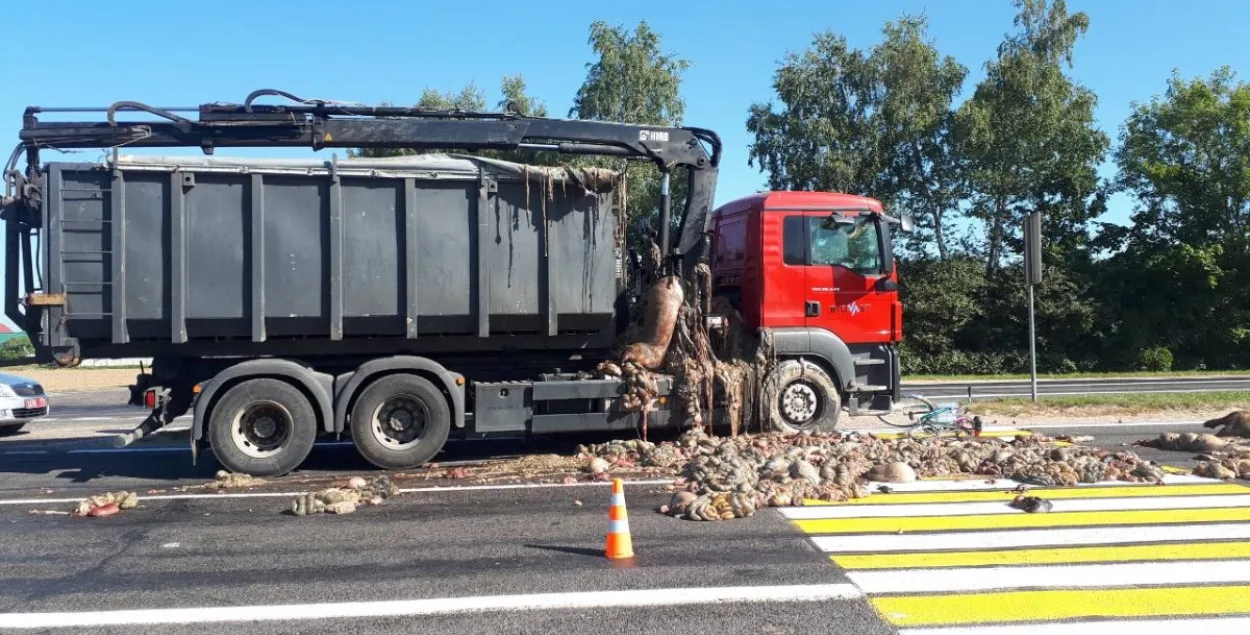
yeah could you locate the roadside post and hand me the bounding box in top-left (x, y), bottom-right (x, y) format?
top-left (1024, 212), bottom-right (1043, 402)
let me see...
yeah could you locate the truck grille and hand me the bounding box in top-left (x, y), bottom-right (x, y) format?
top-left (12, 384), bottom-right (43, 397)
top-left (13, 406), bottom-right (47, 418)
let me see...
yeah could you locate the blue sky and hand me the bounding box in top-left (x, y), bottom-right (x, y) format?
top-left (1, 0), bottom-right (1247, 329)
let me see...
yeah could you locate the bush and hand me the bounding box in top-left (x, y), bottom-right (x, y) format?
top-left (899, 343), bottom-right (1029, 376)
top-left (1137, 346), bottom-right (1174, 372)
top-left (1051, 358), bottom-right (1080, 374)
top-left (0, 337), bottom-right (32, 362)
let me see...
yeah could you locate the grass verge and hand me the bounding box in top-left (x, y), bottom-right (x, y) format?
top-left (966, 390), bottom-right (1250, 418)
top-left (904, 369), bottom-right (1250, 382)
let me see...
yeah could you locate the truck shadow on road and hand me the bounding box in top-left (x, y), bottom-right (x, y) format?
top-left (524, 544), bottom-right (606, 558)
top-left (0, 431), bottom-right (651, 487)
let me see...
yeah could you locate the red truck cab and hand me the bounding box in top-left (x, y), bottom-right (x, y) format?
top-left (708, 191), bottom-right (906, 430)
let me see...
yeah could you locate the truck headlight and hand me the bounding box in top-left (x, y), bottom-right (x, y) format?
top-left (0, 385), bottom-right (16, 398)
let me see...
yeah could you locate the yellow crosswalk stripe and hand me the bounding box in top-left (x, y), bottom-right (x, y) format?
top-left (785, 462), bottom-right (1250, 629)
top-left (833, 540), bottom-right (1250, 569)
top-left (793, 506), bottom-right (1250, 534)
top-left (803, 482), bottom-right (1247, 506)
top-left (873, 585), bottom-right (1250, 627)
top-left (871, 428), bottom-right (1029, 440)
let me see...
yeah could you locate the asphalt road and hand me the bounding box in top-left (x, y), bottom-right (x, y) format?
top-left (904, 374), bottom-right (1250, 399)
top-left (0, 395), bottom-right (1235, 634)
top-left (0, 395), bottom-right (893, 635)
top-left (0, 469), bottom-right (887, 634)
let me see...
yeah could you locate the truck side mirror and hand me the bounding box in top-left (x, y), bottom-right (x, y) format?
top-left (875, 277), bottom-right (899, 292)
top-left (899, 214), bottom-right (915, 234)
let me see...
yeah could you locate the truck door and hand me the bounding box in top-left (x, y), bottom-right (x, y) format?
top-left (798, 212), bottom-right (893, 343)
top-left (768, 213), bottom-right (813, 328)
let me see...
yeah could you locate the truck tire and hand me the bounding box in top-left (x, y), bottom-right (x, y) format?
top-left (0, 423), bottom-right (26, 436)
top-left (349, 373), bottom-right (451, 470)
top-left (762, 359), bottom-right (842, 434)
top-left (207, 378), bottom-right (318, 477)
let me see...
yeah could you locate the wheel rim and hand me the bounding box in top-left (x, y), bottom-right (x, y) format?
top-left (778, 380), bottom-right (822, 427)
top-left (877, 395), bottom-right (938, 428)
top-left (231, 400), bottom-right (294, 459)
top-left (370, 394), bottom-right (428, 450)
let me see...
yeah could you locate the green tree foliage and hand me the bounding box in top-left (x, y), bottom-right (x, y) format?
top-left (0, 337), bottom-right (33, 362)
top-left (1097, 67), bottom-right (1250, 370)
top-left (569, 21), bottom-right (688, 126)
top-left (330, 12), bottom-right (1250, 375)
top-left (569, 20), bottom-right (692, 249)
top-left (954, 0), bottom-right (1109, 275)
top-left (347, 77), bottom-right (553, 164)
top-left (1114, 67), bottom-right (1250, 251)
top-left (944, 0), bottom-right (1110, 373)
top-left (746, 15), bottom-right (968, 260)
top-left (749, 1), bottom-right (1137, 375)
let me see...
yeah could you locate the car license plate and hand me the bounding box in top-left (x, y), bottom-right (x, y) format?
top-left (24, 397), bottom-right (46, 409)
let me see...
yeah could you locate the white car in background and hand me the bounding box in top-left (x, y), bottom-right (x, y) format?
top-left (0, 372), bottom-right (49, 434)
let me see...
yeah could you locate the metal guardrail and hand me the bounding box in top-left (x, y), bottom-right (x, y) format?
top-left (900, 376), bottom-right (1250, 401)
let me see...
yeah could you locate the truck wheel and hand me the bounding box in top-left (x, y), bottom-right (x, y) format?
top-left (762, 359), bottom-right (842, 434)
top-left (349, 374), bottom-right (451, 470)
top-left (208, 378), bottom-right (318, 477)
top-left (0, 424), bottom-right (26, 436)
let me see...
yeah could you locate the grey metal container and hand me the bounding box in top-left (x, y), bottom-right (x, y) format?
top-left (38, 153), bottom-right (624, 360)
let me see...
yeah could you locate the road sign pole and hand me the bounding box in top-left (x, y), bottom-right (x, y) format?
top-left (1024, 212), bottom-right (1042, 403)
top-left (1028, 283), bottom-right (1037, 402)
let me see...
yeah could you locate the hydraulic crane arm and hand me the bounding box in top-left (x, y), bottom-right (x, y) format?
top-left (10, 88), bottom-right (722, 257)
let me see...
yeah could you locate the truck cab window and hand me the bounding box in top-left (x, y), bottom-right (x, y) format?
top-left (809, 216), bottom-right (881, 274)
top-left (782, 216), bottom-right (807, 265)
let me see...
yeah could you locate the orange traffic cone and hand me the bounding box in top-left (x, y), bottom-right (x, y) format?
top-left (605, 478), bottom-right (634, 559)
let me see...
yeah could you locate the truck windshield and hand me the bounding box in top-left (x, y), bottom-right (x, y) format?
top-left (810, 216), bottom-right (881, 275)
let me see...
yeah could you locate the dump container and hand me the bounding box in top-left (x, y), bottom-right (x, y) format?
top-left (37, 153), bottom-right (624, 359)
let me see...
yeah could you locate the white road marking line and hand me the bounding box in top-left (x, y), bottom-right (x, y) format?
top-left (1012, 419), bottom-right (1210, 429)
top-left (0, 440), bottom-right (347, 456)
top-left (394, 479), bottom-right (671, 493)
top-left (897, 617), bottom-right (1250, 635)
top-left (813, 522), bottom-right (1250, 553)
top-left (843, 426), bottom-right (1028, 436)
top-left (856, 479), bottom-right (1029, 492)
top-left (0, 583), bottom-right (864, 628)
top-left (938, 387), bottom-right (1250, 398)
top-left (780, 494), bottom-right (1250, 519)
top-left (849, 559), bottom-right (1250, 594)
top-left (3, 491), bottom-right (313, 505)
top-left (852, 474), bottom-right (1213, 493)
top-left (0, 478), bottom-right (676, 506)
top-left (40, 416), bottom-right (145, 422)
top-left (64, 446), bottom-right (195, 454)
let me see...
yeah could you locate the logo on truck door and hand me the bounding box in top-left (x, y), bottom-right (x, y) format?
top-left (639, 130), bottom-right (670, 142)
top-left (831, 302), bottom-right (867, 316)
